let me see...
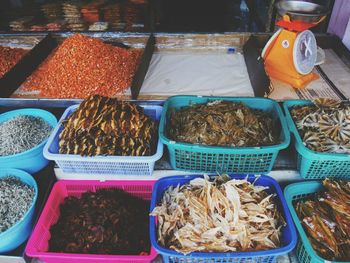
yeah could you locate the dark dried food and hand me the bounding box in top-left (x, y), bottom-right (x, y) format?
top-left (49, 188), bottom-right (150, 255)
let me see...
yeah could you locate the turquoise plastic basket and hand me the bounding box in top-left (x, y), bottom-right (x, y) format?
top-left (159, 96), bottom-right (290, 174)
top-left (284, 181), bottom-right (345, 263)
top-left (283, 100), bottom-right (350, 179)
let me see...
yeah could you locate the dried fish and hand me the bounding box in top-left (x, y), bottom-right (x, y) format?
top-left (0, 115), bottom-right (52, 156)
top-left (59, 95), bottom-right (158, 156)
top-left (0, 176), bottom-right (35, 233)
top-left (167, 101), bottom-right (279, 147)
top-left (151, 175), bottom-right (285, 254)
top-left (291, 98), bottom-right (350, 154)
top-left (295, 178), bottom-right (350, 261)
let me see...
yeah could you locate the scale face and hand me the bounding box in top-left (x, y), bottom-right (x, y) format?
top-left (293, 30), bottom-right (317, 75)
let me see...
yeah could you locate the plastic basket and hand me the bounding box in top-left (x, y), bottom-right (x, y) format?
top-left (159, 96), bottom-right (290, 174)
top-left (0, 169), bottom-right (38, 253)
top-left (284, 181), bottom-right (345, 263)
top-left (150, 174), bottom-right (297, 263)
top-left (25, 179), bottom-right (158, 263)
top-left (43, 104), bottom-right (163, 176)
top-left (283, 100), bottom-right (350, 179)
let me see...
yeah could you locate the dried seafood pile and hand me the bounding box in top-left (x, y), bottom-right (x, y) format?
top-left (0, 46), bottom-right (28, 78)
top-left (290, 98), bottom-right (350, 153)
top-left (21, 34), bottom-right (142, 98)
top-left (0, 115), bottom-right (52, 156)
top-left (151, 175), bottom-right (285, 254)
top-left (49, 188), bottom-right (150, 255)
top-left (0, 176), bottom-right (35, 233)
top-left (295, 178), bottom-right (350, 261)
top-left (59, 95), bottom-right (158, 156)
top-left (167, 101), bottom-right (278, 147)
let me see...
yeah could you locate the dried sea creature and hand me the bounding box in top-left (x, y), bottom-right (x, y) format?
top-left (0, 115), bottom-right (52, 156)
top-left (167, 101), bottom-right (279, 147)
top-left (59, 95), bottom-right (158, 156)
top-left (295, 178), bottom-right (350, 261)
top-left (49, 188), bottom-right (150, 255)
top-left (151, 175), bottom-right (285, 254)
top-left (290, 98), bottom-right (350, 154)
top-left (0, 176), bottom-right (35, 233)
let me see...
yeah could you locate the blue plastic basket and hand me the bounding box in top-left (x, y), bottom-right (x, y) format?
top-left (283, 100), bottom-right (350, 179)
top-left (43, 104), bottom-right (163, 176)
top-left (0, 169), bottom-right (38, 253)
top-left (159, 96), bottom-right (290, 174)
top-left (284, 181), bottom-right (345, 263)
top-left (0, 109), bottom-right (57, 174)
top-left (150, 174), bottom-right (297, 263)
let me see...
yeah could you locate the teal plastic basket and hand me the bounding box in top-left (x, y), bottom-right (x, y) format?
top-left (283, 100), bottom-right (350, 179)
top-left (159, 96), bottom-right (290, 174)
top-left (284, 181), bottom-right (345, 263)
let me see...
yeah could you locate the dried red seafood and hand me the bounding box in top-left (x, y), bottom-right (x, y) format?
top-left (0, 46), bottom-right (28, 78)
top-left (22, 34), bottom-right (142, 98)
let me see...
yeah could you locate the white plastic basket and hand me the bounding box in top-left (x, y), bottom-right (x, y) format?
top-left (43, 104), bottom-right (163, 177)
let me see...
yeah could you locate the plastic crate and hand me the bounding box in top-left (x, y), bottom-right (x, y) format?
top-left (283, 100), bottom-right (350, 179)
top-left (25, 180), bottom-right (157, 263)
top-left (150, 174), bottom-right (297, 263)
top-left (43, 104), bottom-right (163, 176)
top-left (284, 181), bottom-right (345, 263)
top-left (159, 96), bottom-right (290, 174)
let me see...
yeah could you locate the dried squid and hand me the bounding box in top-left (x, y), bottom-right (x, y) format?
top-left (290, 98), bottom-right (350, 154)
top-left (167, 101), bottom-right (279, 147)
top-left (295, 178), bottom-right (350, 261)
top-left (151, 175), bottom-right (285, 254)
top-left (59, 95), bottom-right (158, 156)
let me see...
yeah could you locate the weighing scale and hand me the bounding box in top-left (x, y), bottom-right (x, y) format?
top-left (262, 1), bottom-right (329, 89)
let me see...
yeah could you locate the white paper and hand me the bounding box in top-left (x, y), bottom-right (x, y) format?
top-left (139, 51), bottom-right (254, 97)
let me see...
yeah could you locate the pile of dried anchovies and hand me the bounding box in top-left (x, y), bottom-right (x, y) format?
top-left (0, 115), bottom-right (52, 156)
top-left (290, 98), bottom-right (350, 154)
top-left (59, 95), bottom-right (158, 156)
top-left (0, 176), bottom-right (35, 233)
top-left (151, 175), bottom-right (285, 254)
top-left (167, 101), bottom-right (278, 147)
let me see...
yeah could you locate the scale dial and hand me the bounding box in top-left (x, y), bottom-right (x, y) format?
top-left (293, 30), bottom-right (317, 74)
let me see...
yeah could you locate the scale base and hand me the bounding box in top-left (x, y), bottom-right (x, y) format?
top-left (266, 67), bottom-right (319, 89)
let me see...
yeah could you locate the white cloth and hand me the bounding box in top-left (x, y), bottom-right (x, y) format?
top-left (139, 51), bottom-right (254, 97)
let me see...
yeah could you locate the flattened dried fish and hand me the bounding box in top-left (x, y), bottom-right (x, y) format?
top-left (59, 95), bottom-right (158, 156)
top-left (151, 175), bottom-right (285, 254)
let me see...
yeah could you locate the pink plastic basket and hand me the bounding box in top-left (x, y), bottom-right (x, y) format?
top-left (25, 180), bottom-right (157, 263)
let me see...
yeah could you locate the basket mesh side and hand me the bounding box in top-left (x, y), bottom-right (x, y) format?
top-left (164, 255), bottom-right (276, 263)
top-left (298, 153), bottom-right (350, 179)
top-left (297, 242), bottom-right (312, 263)
top-left (174, 150), bottom-right (274, 173)
top-left (57, 160), bottom-right (152, 176)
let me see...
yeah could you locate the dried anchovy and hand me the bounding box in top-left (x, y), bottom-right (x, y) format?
top-left (290, 98), bottom-right (350, 154)
top-left (295, 178), bottom-right (350, 261)
top-left (49, 188), bottom-right (150, 255)
top-left (59, 95), bottom-right (158, 156)
top-left (0, 176), bottom-right (35, 233)
top-left (167, 101), bottom-right (279, 147)
top-left (0, 115), bottom-right (52, 156)
top-left (151, 175), bottom-right (285, 254)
